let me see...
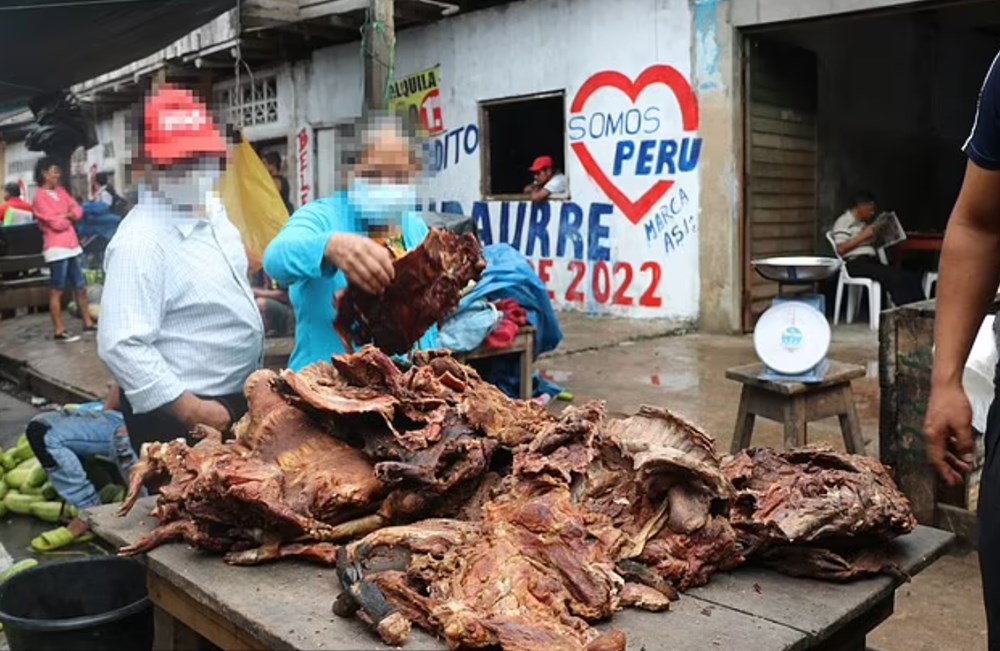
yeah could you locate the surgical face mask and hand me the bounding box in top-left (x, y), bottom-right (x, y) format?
top-left (156, 168), bottom-right (222, 209)
top-left (349, 178), bottom-right (417, 226)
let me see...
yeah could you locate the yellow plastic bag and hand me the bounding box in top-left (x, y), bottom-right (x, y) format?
top-left (218, 140), bottom-right (290, 267)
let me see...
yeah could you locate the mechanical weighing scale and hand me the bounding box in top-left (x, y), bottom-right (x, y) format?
top-left (750, 256), bottom-right (843, 383)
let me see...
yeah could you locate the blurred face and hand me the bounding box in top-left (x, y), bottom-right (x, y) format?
top-left (43, 165), bottom-right (61, 188)
top-left (854, 201), bottom-right (876, 222)
top-left (264, 161), bottom-right (279, 177)
top-left (153, 156), bottom-right (225, 210)
top-left (353, 129), bottom-right (419, 185)
top-left (534, 167), bottom-right (553, 185)
top-left (348, 128), bottom-right (420, 225)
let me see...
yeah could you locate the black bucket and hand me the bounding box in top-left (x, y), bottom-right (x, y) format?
top-left (0, 557), bottom-right (153, 651)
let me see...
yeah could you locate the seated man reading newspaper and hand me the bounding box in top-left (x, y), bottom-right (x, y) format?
top-left (831, 190), bottom-right (924, 306)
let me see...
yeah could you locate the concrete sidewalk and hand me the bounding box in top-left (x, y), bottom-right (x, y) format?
top-left (542, 312), bottom-right (882, 452)
top-left (0, 313), bottom-right (293, 402)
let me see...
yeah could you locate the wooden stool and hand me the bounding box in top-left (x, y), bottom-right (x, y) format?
top-left (726, 361), bottom-right (867, 455)
top-left (456, 327), bottom-right (536, 400)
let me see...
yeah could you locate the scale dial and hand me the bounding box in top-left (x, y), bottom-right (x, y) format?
top-left (753, 301), bottom-right (832, 375)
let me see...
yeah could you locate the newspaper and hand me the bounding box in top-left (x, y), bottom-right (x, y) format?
top-left (870, 211), bottom-right (906, 249)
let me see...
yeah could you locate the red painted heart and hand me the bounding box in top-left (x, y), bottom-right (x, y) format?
top-left (570, 65), bottom-right (699, 225)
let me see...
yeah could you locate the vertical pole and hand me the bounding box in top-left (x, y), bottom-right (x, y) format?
top-left (364, 0), bottom-right (395, 111)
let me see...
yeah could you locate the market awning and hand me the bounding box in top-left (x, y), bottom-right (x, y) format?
top-left (0, 0), bottom-right (237, 103)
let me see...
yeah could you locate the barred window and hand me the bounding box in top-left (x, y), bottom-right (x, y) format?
top-left (215, 76), bottom-right (279, 127)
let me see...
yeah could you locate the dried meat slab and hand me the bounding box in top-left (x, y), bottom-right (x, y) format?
top-left (335, 228), bottom-right (486, 355)
top-left (117, 370), bottom-right (385, 564)
top-left (579, 406), bottom-right (743, 592)
top-left (723, 446), bottom-right (917, 546)
top-left (334, 405), bottom-right (629, 650)
top-left (334, 404), bottom-right (740, 651)
top-left (722, 446), bottom-right (917, 581)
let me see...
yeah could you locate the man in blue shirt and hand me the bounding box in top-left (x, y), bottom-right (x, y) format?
top-left (925, 52), bottom-right (1000, 649)
top-left (263, 114), bottom-right (437, 371)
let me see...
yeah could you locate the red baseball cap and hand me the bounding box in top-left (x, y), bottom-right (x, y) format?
top-left (144, 85), bottom-right (227, 164)
top-left (529, 155), bottom-right (554, 172)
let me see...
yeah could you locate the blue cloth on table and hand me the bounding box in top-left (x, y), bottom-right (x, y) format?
top-left (440, 299), bottom-right (501, 353)
top-left (459, 244), bottom-right (563, 398)
top-left (460, 244), bottom-right (562, 357)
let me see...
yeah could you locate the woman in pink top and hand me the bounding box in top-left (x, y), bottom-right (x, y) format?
top-left (32, 158), bottom-right (95, 342)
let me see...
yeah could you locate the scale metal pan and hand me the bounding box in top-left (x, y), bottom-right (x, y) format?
top-left (752, 256), bottom-right (841, 284)
top-left (753, 301), bottom-right (832, 375)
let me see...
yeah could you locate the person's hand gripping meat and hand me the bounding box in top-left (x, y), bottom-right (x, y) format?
top-left (325, 233), bottom-right (395, 295)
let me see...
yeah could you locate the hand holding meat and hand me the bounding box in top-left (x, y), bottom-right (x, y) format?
top-left (325, 233), bottom-right (395, 294)
top-left (924, 381), bottom-right (975, 485)
top-left (334, 229), bottom-right (486, 354)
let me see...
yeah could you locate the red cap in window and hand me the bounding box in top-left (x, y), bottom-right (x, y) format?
top-left (144, 85), bottom-right (227, 164)
top-left (529, 155), bottom-right (554, 172)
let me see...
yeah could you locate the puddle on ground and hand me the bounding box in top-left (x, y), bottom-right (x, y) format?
top-left (539, 369), bottom-right (573, 383)
top-left (648, 371), bottom-right (699, 392)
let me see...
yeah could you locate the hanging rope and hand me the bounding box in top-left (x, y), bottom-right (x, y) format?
top-left (233, 0), bottom-right (255, 129)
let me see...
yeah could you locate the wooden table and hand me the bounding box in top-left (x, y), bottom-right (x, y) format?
top-left (88, 500), bottom-right (953, 651)
top-left (456, 326), bottom-right (535, 400)
top-left (727, 361), bottom-right (867, 455)
top-left (892, 232), bottom-right (943, 269)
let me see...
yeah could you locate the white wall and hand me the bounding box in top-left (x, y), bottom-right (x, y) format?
top-left (295, 0), bottom-right (702, 321)
top-left (4, 141), bottom-right (42, 200)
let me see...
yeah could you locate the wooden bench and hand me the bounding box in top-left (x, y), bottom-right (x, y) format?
top-left (0, 254), bottom-right (48, 317)
top-left (456, 326), bottom-right (535, 400)
top-left (88, 500), bottom-right (953, 651)
top-left (727, 361), bottom-right (867, 455)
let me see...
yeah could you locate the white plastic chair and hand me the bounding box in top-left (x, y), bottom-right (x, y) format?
top-left (826, 231), bottom-right (882, 332)
top-left (923, 271), bottom-right (938, 299)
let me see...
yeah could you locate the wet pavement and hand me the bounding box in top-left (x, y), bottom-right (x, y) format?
top-left (0, 312), bottom-right (294, 401)
top-left (540, 316), bottom-right (883, 452)
top-left (0, 310), bottom-right (986, 650)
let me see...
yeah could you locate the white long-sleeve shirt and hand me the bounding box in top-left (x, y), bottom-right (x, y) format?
top-left (98, 191), bottom-right (264, 414)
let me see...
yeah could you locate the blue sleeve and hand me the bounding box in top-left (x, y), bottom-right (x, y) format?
top-left (965, 53), bottom-right (1000, 171)
top-left (403, 212), bottom-right (431, 248)
top-left (263, 199), bottom-right (351, 287)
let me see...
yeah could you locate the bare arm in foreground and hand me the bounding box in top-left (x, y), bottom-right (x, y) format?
top-left (925, 161), bottom-right (1000, 484)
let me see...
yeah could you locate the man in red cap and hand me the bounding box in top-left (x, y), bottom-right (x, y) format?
top-left (524, 155), bottom-right (568, 203)
top-left (98, 85), bottom-right (264, 451)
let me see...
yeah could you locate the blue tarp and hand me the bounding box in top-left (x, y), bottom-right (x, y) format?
top-left (78, 202), bottom-right (121, 242)
top-left (460, 244), bottom-right (563, 357)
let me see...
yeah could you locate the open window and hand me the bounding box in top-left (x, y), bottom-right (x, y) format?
top-left (479, 91), bottom-right (566, 198)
